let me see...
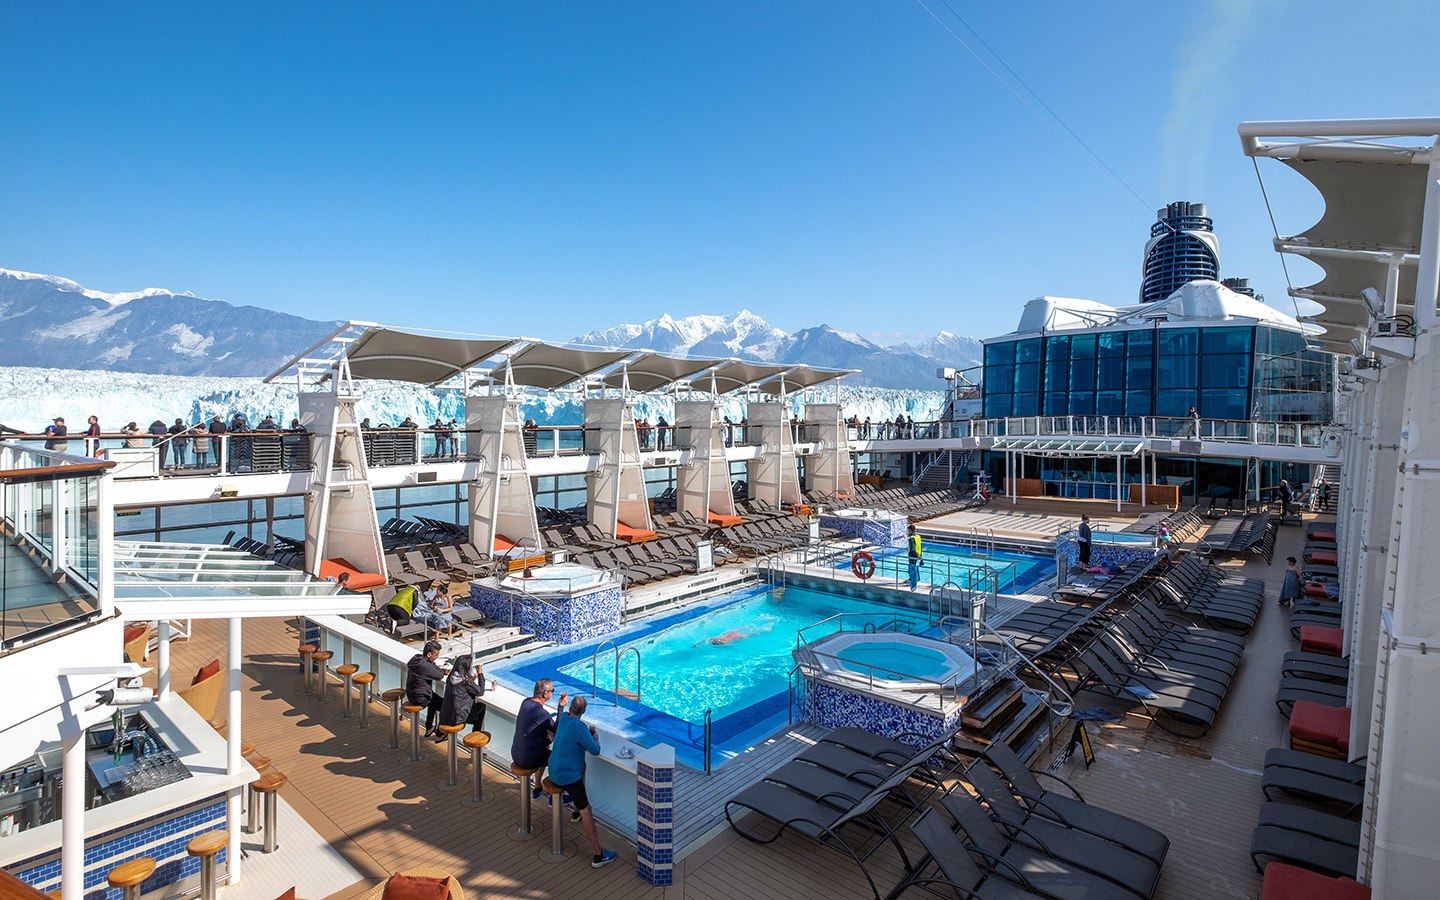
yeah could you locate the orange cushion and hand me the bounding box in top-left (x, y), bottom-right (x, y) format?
top-left (123, 624), bottom-right (148, 642)
top-left (493, 535), bottom-right (516, 552)
top-left (1290, 702), bottom-right (1351, 755)
top-left (1309, 550), bottom-right (1338, 566)
top-left (193, 658), bottom-right (221, 686)
top-left (1261, 862), bottom-right (1370, 900)
top-left (318, 558), bottom-right (387, 591)
top-left (707, 512), bottom-right (745, 527)
top-left (1300, 625), bottom-right (1345, 655)
top-left (274, 889), bottom-right (297, 900)
top-left (1309, 530), bottom-right (1336, 543)
top-left (615, 522), bottom-right (658, 543)
top-left (382, 873), bottom-right (450, 900)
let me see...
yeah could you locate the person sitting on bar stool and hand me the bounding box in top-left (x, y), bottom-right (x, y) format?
top-left (513, 678), bottom-right (566, 799)
top-left (550, 696), bottom-right (618, 869)
top-left (435, 654), bottom-right (487, 741)
top-left (406, 640), bottom-right (449, 739)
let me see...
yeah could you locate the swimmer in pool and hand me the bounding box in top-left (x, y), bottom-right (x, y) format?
top-left (694, 621), bottom-right (776, 647)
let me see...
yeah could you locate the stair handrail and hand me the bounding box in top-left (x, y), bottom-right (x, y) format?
top-left (589, 638), bottom-right (620, 699)
top-left (617, 646), bottom-right (642, 706)
top-left (973, 620), bottom-right (1075, 717)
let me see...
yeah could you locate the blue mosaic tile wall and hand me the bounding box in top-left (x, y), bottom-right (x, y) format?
top-left (819, 513), bottom-right (909, 548)
top-left (634, 745), bottom-right (675, 886)
top-left (13, 796), bottom-right (227, 900)
top-left (469, 582), bottom-right (623, 645)
top-left (796, 678), bottom-right (962, 748)
top-left (1056, 535), bottom-right (1157, 575)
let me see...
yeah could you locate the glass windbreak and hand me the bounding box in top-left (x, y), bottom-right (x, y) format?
top-left (2, 457), bottom-right (104, 649)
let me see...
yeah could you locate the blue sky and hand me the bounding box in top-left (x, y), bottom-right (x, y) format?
top-left (3, 2), bottom-right (1437, 346)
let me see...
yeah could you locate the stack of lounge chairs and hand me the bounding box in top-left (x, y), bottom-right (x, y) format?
top-left (384, 541), bottom-right (506, 587)
top-left (1198, 511), bottom-right (1275, 558)
top-left (726, 725), bottom-right (1169, 899)
top-left (1145, 554), bottom-right (1264, 632)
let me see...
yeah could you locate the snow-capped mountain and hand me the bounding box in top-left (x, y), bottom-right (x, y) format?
top-left (572, 312), bottom-right (981, 390)
top-left (0, 268), bottom-right (340, 377)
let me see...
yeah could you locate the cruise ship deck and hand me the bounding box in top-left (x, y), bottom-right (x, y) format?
top-left (143, 503), bottom-right (1314, 900)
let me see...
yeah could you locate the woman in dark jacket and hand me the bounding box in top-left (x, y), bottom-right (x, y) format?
top-left (437, 653), bottom-right (487, 739)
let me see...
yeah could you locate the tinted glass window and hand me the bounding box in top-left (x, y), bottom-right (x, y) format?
top-left (1012, 394), bottom-right (1039, 416)
top-left (1070, 334), bottom-right (1096, 358)
top-left (1201, 353), bottom-right (1251, 389)
top-left (1158, 354), bottom-right (1197, 389)
top-left (1201, 388), bottom-right (1249, 420)
top-left (1014, 339), bottom-right (1042, 364)
top-left (1159, 328), bottom-right (1198, 356)
top-left (1157, 390), bottom-right (1197, 418)
top-left (1070, 358), bottom-right (1096, 391)
top-left (1014, 362), bottom-right (1041, 393)
top-left (1202, 327), bottom-right (1252, 355)
top-left (985, 342), bottom-right (1015, 366)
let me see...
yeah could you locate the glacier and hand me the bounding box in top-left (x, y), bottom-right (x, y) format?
top-left (0, 365), bottom-right (945, 433)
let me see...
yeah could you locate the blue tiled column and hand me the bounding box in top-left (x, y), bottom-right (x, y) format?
top-left (634, 744), bottom-right (675, 886)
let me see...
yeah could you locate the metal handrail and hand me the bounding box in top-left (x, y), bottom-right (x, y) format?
top-left (973, 621), bottom-right (1075, 717)
top-left (702, 708), bottom-right (713, 775)
top-left (589, 639), bottom-right (620, 700)
top-left (618, 646), bottom-right (642, 705)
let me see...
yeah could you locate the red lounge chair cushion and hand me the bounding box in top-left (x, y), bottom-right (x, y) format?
top-left (1300, 625), bottom-right (1345, 656)
top-left (1304, 583), bottom-right (1332, 600)
top-left (318, 558), bottom-right (387, 591)
top-left (1261, 862), bottom-right (1370, 900)
top-left (193, 658), bottom-right (221, 685)
top-left (123, 624), bottom-right (148, 643)
top-left (1309, 530), bottom-right (1337, 543)
top-left (274, 890), bottom-right (297, 900)
top-left (382, 874), bottom-right (451, 900)
top-left (615, 522), bottom-right (658, 543)
top-left (1309, 550), bottom-right (1338, 566)
top-left (708, 512), bottom-right (744, 527)
top-left (1290, 701), bottom-right (1351, 755)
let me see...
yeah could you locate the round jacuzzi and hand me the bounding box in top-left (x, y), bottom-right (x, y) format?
top-left (803, 632), bottom-right (977, 692)
top-left (500, 563), bottom-right (614, 596)
top-left (829, 507), bottom-right (903, 520)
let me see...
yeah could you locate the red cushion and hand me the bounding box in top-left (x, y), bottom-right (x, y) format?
top-left (382, 873), bottom-right (450, 900)
top-left (193, 658), bottom-right (221, 686)
top-left (319, 558), bottom-right (387, 591)
top-left (123, 624), bottom-right (148, 642)
top-left (1260, 862), bottom-right (1370, 900)
top-left (1290, 702), bottom-right (1351, 755)
top-left (1309, 530), bottom-right (1336, 543)
top-left (1300, 625), bottom-right (1345, 655)
top-left (1304, 583), bottom-right (1332, 600)
top-left (274, 890), bottom-right (297, 900)
top-left (1309, 550), bottom-right (1338, 566)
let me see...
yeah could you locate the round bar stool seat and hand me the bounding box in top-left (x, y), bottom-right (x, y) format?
top-left (382, 689), bottom-right (406, 748)
top-left (462, 731), bottom-right (490, 805)
top-left (541, 777), bottom-right (567, 858)
top-left (240, 740), bottom-right (255, 757)
top-left (510, 763), bottom-right (541, 839)
top-left (353, 672), bottom-right (376, 729)
top-left (310, 651), bottom-right (334, 700)
top-left (245, 755), bottom-right (272, 832)
top-left (107, 856), bottom-right (156, 900)
top-left (436, 724), bottom-right (467, 788)
top-left (186, 831), bottom-right (229, 900)
top-left (335, 663), bottom-right (359, 718)
top-left (402, 704), bottom-right (425, 762)
top-left (297, 644), bottom-right (318, 693)
top-left (251, 770), bottom-right (288, 853)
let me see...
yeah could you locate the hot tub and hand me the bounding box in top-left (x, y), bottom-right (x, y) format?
top-left (499, 562), bottom-right (614, 596)
top-left (829, 507), bottom-right (904, 520)
top-left (803, 632), bottom-right (976, 692)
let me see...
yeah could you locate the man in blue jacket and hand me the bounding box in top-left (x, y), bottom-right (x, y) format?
top-left (549, 696), bottom-right (618, 869)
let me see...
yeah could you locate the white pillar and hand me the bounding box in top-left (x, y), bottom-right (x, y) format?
top-left (157, 620), bottom-right (172, 699)
top-left (60, 726), bottom-right (85, 900)
top-left (1115, 454), bottom-right (1122, 512)
top-left (226, 616), bottom-right (243, 884)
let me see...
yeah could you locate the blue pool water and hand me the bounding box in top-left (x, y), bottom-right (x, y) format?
top-left (838, 543), bottom-right (1053, 593)
top-left (490, 584), bottom-right (932, 768)
top-left (835, 641), bottom-right (954, 680)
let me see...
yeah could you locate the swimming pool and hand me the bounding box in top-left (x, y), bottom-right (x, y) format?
top-left (837, 544), bottom-right (1053, 593)
top-left (489, 584), bottom-right (931, 769)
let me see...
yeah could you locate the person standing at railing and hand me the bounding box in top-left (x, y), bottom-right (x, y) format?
top-left (122, 422), bottom-right (144, 449)
top-left (1276, 479), bottom-right (1293, 518)
top-left (167, 418), bottom-right (188, 469)
top-left (1185, 406), bottom-right (1200, 439)
top-left (192, 422), bottom-right (212, 469)
top-left (83, 415), bottom-right (101, 456)
top-left (148, 420), bottom-right (169, 468)
top-left (656, 414), bottom-right (669, 451)
top-left (1077, 514), bottom-right (1093, 567)
top-left (907, 524), bottom-right (923, 590)
top-left (43, 417), bottom-right (68, 456)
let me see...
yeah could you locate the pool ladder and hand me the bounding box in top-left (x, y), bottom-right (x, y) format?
top-left (590, 640), bottom-right (642, 706)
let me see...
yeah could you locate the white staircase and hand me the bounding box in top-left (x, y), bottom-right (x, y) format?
top-left (913, 449), bottom-right (973, 491)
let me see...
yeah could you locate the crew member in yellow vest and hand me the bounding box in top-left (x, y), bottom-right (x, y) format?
top-left (907, 525), bottom-right (923, 590)
top-left (385, 584), bottom-right (419, 632)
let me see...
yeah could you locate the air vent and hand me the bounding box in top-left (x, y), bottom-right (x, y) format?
top-left (415, 471), bottom-right (438, 484)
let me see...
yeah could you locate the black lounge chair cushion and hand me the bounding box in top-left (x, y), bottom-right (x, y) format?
top-left (1250, 825), bottom-right (1359, 878)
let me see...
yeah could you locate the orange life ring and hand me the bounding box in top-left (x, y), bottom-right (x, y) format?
top-left (851, 551), bottom-right (876, 580)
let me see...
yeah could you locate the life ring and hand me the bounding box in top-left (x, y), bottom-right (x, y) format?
top-left (851, 551), bottom-right (876, 580)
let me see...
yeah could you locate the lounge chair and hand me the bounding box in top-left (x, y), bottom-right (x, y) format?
top-left (1275, 676), bottom-right (1348, 716)
top-left (1262, 749), bottom-right (1364, 816)
top-left (1077, 645), bottom-right (1223, 737)
top-left (1249, 802), bottom-right (1360, 877)
top-left (899, 807), bottom-right (1050, 899)
top-left (1280, 651), bottom-right (1348, 683)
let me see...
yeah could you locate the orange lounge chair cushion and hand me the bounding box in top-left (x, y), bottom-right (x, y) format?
top-left (1290, 701), bottom-right (1350, 755)
top-left (123, 624), bottom-right (148, 643)
top-left (493, 535), bottom-right (516, 552)
top-left (318, 558), bottom-right (387, 591)
top-left (1261, 862), bottom-right (1369, 900)
top-left (1309, 550), bottom-right (1338, 566)
top-left (1309, 530), bottom-right (1337, 543)
top-left (708, 512), bottom-right (744, 527)
top-left (193, 658), bottom-right (221, 686)
top-left (381, 873), bottom-right (451, 900)
top-left (615, 522), bottom-right (658, 543)
top-left (1300, 625), bottom-right (1345, 656)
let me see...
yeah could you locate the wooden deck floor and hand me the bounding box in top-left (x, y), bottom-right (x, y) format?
top-left (160, 511), bottom-right (1329, 900)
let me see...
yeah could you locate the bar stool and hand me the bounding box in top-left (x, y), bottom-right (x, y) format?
top-left (335, 663), bottom-right (359, 717)
top-left (510, 763), bottom-right (540, 838)
top-left (436, 723), bottom-right (467, 787)
top-left (106, 856), bottom-right (155, 900)
top-left (463, 731), bottom-right (490, 805)
top-left (402, 704), bottom-right (425, 761)
top-left (186, 831), bottom-right (228, 900)
top-left (541, 777), bottom-right (566, 858)
top-left (240, 740), bottom-right (255, 758)
top-left (297, 643), bottom-right (318, 693)
top-left (310, 650), bottom-right (334, 699)
top-left (353, 672), bottom-right (376, 728)
top-left (382, 689), bottom-right (406, 748)
top-left (251, 770), bottom-right (288, 853)
top-left (245, 755), bottom-right (272, 833)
